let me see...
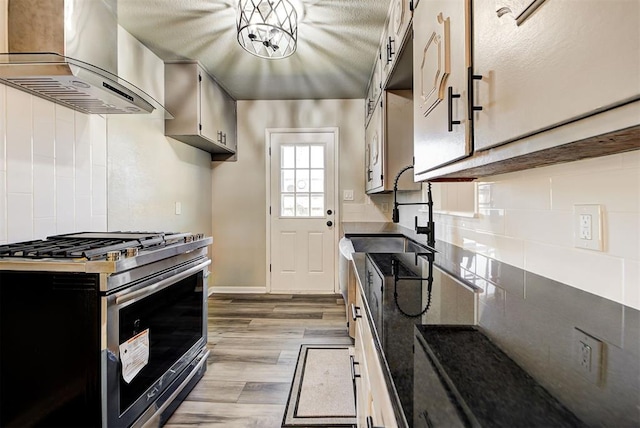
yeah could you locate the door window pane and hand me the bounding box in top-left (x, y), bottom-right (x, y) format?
top-left (279, 143), bottom-right (326, 217)
top-left (296, 195), bottom-right (310, 216)
top-left (296, 169), bottom-right (309, 193)
top-left (310, 194), bottom-right (324, 216)
top-left (282, 194), bottom-right (295, 217)
top-left (282, 146), bottom-right (295, 168)
top-left (282, 170), bottom-right (295, 192)
top-left (310, 145), bottom-right (324, 168)
top-left (310, 170), bottom-right (324, 192)
top-left (296, 146), bottom-right (309, 168)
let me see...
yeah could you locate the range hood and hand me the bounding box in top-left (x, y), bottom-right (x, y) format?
top-left (0, 0), bottom-right (169, 116)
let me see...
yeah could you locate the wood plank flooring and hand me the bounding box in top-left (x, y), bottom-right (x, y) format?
top-left (165, 294), bottom-right (352, 428)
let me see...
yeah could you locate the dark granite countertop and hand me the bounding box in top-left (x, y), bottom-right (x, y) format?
top-left (344, 222), bottom-right (592, 428)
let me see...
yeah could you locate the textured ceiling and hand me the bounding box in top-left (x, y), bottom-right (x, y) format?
top-left (117, 0), bottom-right (391, 100)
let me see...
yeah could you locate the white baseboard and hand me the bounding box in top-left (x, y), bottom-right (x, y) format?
top-left (210, 286), bottom-right (268, 294)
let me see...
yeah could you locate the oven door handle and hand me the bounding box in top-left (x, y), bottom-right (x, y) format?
top-left (115, 259), bottom-right (211, 306)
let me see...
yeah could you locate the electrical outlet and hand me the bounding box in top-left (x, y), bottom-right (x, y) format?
top-left (343, 189), bottom-right (354, 201)
top-left (381, 202), bottom-right (389, 212)
top-left (573, 204), bottom-right (603, 251)
top-left (175, 202), bottom-right (182, 215)
top-left (573, 327), bottom-right (604, 385)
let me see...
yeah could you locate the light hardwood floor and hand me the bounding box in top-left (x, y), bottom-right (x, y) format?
top-left (165, 294), bottom-right (352, 428)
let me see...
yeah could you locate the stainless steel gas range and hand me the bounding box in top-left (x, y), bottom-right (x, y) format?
top-left (0, 231), bottom-right (213, 427)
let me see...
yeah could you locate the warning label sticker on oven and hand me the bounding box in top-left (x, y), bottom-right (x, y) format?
top-left (119, 329), bottom-right (150, 384)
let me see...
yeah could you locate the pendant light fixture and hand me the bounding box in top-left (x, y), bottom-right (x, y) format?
top-left (237, 0), bottom-right (298, 59)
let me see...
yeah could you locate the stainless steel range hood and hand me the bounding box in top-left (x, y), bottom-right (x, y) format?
top-left (0, 0), bottom-right (169, 116)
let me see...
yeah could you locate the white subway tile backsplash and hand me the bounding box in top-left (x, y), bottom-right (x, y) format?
top-left (92, 165), bottom-right (107, 216)
top-left (448, 228), bottom-right (526, 269)
top-left (34, 217), bottom-right (56, 240)
top-left (91, 215), bottom-right (107, 232)
top-left (32, 97), bottom-right (55, 158)
top-left (473, 209), bottom-right (506, 235)
top-left (480, 177), bottom-right (551, 211)
top-left (551, 168), bottom-right (639, 212)
top-left (6, 88), bottom-right (32, 194)
top-left (504, 209), bottom-right (573, 247)
top-left (55, 108), bottom-right (74, 179)
top-left (524, 241), bottom-right (624, 304)
top-left (7, 193), bottom-right (32, 242)
top-left (33, 154), bottom-right (55, 218)
top-left (75, 116), bottom-right (91, 197)
top-left (75, 195), bottom-right (91, 231)
top-left (607, 212), bottom-right (640, 260)
top-left (56, 175), bottom-right (74, 234)
top-left (91, 115), bottom-right (107, 167)
top-left (437, 151), bottom-right (639, 308)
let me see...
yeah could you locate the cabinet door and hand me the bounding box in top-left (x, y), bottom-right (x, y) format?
top-left (413, 0), bottom-right (471, 179)
top-left (221, 91), bottom-right (237, 152)
top-left (199, 69), bottom-right (219, 144)
top-left (366, 52), bottom-right (383, 126)
top-left (473, 0), bottom-right (640, 151)
top-left (365, 99), bottom-right (384, 193)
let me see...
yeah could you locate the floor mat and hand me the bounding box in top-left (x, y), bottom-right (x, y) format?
top-left (282, 344), bottom-right (357, 427)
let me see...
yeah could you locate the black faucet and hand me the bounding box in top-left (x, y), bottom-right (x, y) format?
top-left (392, 165), bottom-right (435, 248)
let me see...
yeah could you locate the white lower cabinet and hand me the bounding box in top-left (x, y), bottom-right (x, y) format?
top-left (353, 286), bottom-right (399, 428)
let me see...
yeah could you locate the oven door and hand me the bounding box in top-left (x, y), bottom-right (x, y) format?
top-left (103, 256), bottom-right (210, 428)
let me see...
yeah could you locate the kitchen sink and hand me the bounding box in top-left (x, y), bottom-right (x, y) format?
top-left (347, 235), bottom-right (431, 253)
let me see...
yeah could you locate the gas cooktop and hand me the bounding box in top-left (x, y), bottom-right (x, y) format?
top-left (0, 231), bottom-right (207, 261)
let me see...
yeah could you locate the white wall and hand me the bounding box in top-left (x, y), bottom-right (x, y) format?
top-left (410, 150), bottom-right (640, 310)
top-left (0, 86), bottom-right (108, 243)
top-left (107, 28), bottom-right (212, 236)
top-left (211, 99), bottom-right (387, 289)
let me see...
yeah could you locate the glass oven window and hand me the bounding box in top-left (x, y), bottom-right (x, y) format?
top-left (118, 271), bottom-right (204, 413)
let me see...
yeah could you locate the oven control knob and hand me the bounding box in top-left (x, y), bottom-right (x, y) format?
top-left (184, 235), bottom-right (194, 243)
top-left (125, 248), bottom-right (139, 258)
top-left (106, 251), bottom-right (121, 262)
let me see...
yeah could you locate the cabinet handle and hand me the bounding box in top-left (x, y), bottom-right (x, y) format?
top-left (366, 270), bottom-right (373, 286)
top-left (386, 36), bottom-right (395, 64)
top-left (351, 303), bottom-right (362, 321)
top-left (367, 168), bottom-right (373, 182)
top-left (222, 132), bottom-right (227, 145)
top-left (467, 67), bottom-right (484, 119)
top-left (447, 86), bottom-right (461, 132)
top-left (350, 355), bottom-right (361, 380)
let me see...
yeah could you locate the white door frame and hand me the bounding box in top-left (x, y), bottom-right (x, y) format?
top-left (265, 127), bottom-right (340, 293)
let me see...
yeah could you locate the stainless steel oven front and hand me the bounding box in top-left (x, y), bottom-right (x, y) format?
top-left (103, 251), bottom-right (211, 427)
top-left (0, 233), bottom-right (212, 428)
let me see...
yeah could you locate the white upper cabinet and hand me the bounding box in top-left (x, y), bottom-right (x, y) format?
top-left (473, 0), bottom-right (640, 151)
top-left (365, 96), bottom-right (384, 192)
top-left (165, 61), bottom-right (237, 161)
top-left (413, 0), bottom-right (471, 180)
top-left (381, 0), bottom-right (413, 86)
top-left (365, 52), bottom-right (383, 127)
top-left (367, 90), bottom-right (421, 194)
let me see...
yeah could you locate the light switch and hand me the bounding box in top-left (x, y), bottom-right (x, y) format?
top-left (175, 202), bottom-right (182, 215)
top-left (343, 189), bottom-right (354, 201)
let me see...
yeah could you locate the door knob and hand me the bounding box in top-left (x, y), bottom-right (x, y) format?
top-left (327, 221), bottom-right (333, 227)
top-left (327, 209), bottom-right (333, 215)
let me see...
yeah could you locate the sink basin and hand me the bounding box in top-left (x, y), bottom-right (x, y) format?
top-left (348, 235), bottom-right (431, 253)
